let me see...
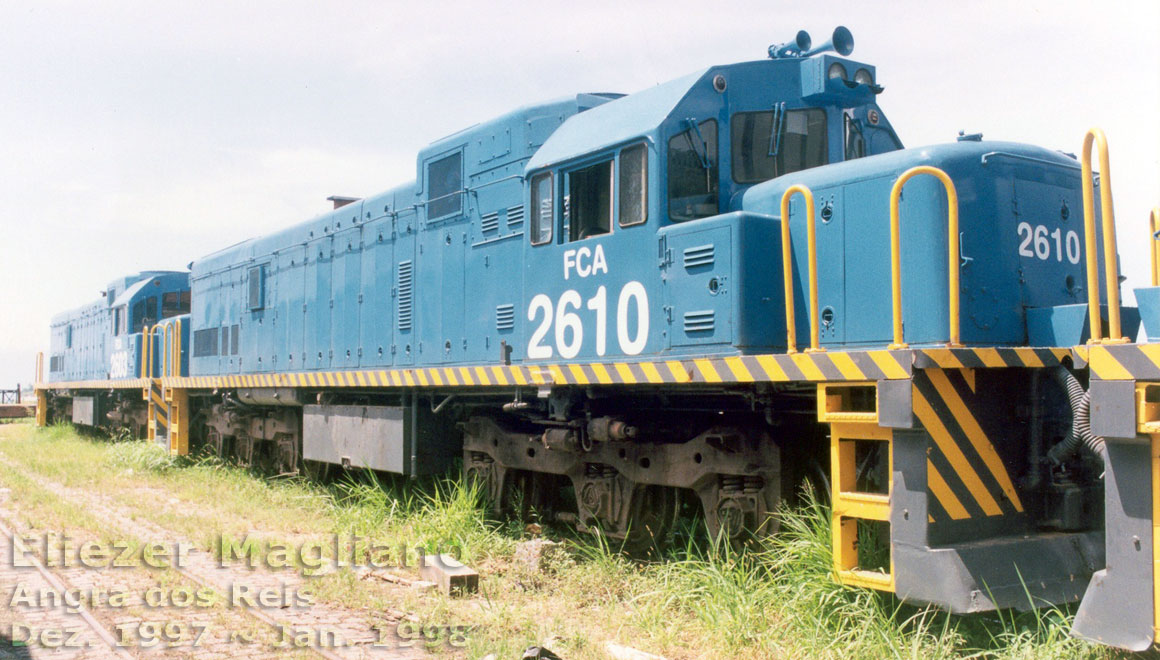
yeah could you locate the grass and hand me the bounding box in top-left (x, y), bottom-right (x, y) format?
top-left (0, 422), bottom-right (1134, 659)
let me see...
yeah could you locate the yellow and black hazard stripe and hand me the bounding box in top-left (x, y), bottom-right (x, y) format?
top-left (160, 349), bottom-right (914, 390)
top-left (912, 368), bottom-right (1024, 522)
top-left (36, 378), bottom-right (149, 391)
top-left (1088, 344), bottom-right (1160, 380)
top-left (915, 347), bottom-right (1071, 370)
top-left (148, 380), bottom-right (169, 436)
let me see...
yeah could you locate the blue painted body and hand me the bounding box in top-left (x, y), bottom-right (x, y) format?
top-left (746, 141), bottom-right (1113, 348)
top-left (178, 53), bottom-right (1126, 378)
top-left (1135, 286), bottom-right (1160, 341)
top-left (48, 271), bottom-right (190, 382)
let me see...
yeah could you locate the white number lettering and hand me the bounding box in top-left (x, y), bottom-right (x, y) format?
top-left (617, 282), bottom-right (649, 356)
top-left (555, 290), bottom-right (583, 359)
top-left (1066, 230), bottom-right (1081, 264)
top-left (527, 294), bottom-right (553, 359)
top-left (526, 281), bottom-right (649, 358)
top-left (1017, 222), bottom-right (1033, 257)
top-left (586, 286), bottom-right (607, 356)
top-left (109, 351), bottom-right (128, 379)
top-left (1018, 223), bottom-right (1082, 265)
top-left (1033, 224), bottom-right (1050, 260)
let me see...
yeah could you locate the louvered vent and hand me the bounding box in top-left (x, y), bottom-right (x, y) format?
top-left (683, 310), bottom-right (715, 333)
top-left (481, 211), bottom-right (500, 233)
top-left (193, 328), bottom-right (220, 357)
top-left (506, 205), bottom-right (525, 227)
top-left (683, 244), bottom-right (715, 269)
top-left (397, 261), bottom-right (413, 332)
top-left (495, 304), bottom-right (515, 331)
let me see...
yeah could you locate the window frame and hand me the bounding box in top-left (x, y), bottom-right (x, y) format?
top-left (564, 157), bottom-right (614, 243)
top-left (113, 306), bottom-right (126, 336)
top-left (667, 118), bottom-right (720, 223)
top-left (617, 142), bottom-right (649, 228)
top-left (426, 149), bottom-right (465, 221)
top-left (730, 108), bottom-right (828, 185)
top-left (162, 291), bottom-right (191, 319)
top-left (529, 171), bottom-right (554, 246)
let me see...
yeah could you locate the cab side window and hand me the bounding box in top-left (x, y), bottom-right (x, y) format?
top-left (162, 291), bottom-right (191, 318)
top-left (566, 160), bottom-right (612, 241)
top-left (668, 119), bottom-right (718, 222)
top-left (114, 306), bottom-right (126, 336)
top-left (132, 297), bottom-right (158, 330)
top-left (618, 143), bottom-right (648, 227)
top-left (530, 172), bottom-right (553, 245)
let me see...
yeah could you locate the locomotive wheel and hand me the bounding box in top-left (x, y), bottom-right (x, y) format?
top-left (620, 484), bottom-right (681, 554)
top-left (271, 433), bottom-right (298, 475)
top-left (206, 428), bottom-right (225, 458)
top-left (234, 434), bottom-right (255, 466)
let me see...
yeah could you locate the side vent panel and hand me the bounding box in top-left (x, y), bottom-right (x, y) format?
top-left (397, 260), bottom-right (413, 332)
top-left (481, 211), bottom-right (500, 233)
top-left (683, 310), bottom-right (716, 334)
top-left (683, 244), bottom-right (715, 269)
top-left (496, 304), bottom-right (515, 331)
top-left (506, 205), bottom-right (525, 228)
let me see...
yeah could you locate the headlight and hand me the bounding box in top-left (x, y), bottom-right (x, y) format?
top-left (854, 68), bottom-right (873, 86)
top-left (827, 62), bottom-right (847, 80)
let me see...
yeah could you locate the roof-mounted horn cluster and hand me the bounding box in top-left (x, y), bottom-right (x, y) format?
top-left (768, 26), bottom-right (854, 59)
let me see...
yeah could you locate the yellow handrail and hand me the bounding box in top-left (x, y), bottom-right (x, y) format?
top-left (780, 184), bottom-right (823, 353)
top-left (35, 352), bottom-right (43, 385)
top-left (173, 319), bottom-right (182, 378)
top-left (888, 166), bottom-right (961, 349)
top-left (1150, 207), bottom-right (1160, 287)
top-left (1080, 128), bottom-right (1126, 344)
top-left (141, 325), bottom-right (152, 379)
top-left (162, 323), bottom-right (174, 378)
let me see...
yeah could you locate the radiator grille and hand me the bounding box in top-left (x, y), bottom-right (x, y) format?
top-left (506, 205), bottom-right (525, 227)
top-left (397, 260), bottom-right (413, 332)
top-left (193, 328), bottom-right (219, 357)
top-left (248, 265), bottom-right (265, 310)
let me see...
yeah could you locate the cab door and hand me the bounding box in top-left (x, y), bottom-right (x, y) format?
top-left (521, 143), bottom-right (660, 363)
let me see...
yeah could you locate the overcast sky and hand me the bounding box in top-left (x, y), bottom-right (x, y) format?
top-left (2, 0), bottom-right (1157, 387)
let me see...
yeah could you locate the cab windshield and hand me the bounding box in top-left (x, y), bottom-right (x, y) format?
top-left (731, 107), bottom-right (827, 184)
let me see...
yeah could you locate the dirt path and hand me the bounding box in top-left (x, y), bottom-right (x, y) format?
top-left (0, 454), bottom-right (428, 660)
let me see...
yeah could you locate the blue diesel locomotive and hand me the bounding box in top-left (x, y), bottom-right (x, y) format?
top-left (38, 28), bottom-right (1160, 650)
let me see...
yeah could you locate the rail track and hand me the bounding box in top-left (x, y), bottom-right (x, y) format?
top-left (0, 453), bottom-right (425, 659)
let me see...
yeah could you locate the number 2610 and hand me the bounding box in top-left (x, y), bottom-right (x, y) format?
top-left (1017, 222), bottom-right (1080, 264)
top-left (527, 282), bottom-right (649, 360)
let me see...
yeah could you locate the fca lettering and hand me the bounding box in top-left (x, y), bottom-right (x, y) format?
top-left (563, 245), bottom-right (608, 280)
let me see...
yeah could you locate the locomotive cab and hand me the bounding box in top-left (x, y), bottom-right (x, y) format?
top-left (521, 38), bottom-right (905, 359)
top-left (108, 272), bottom-right (191, 379)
